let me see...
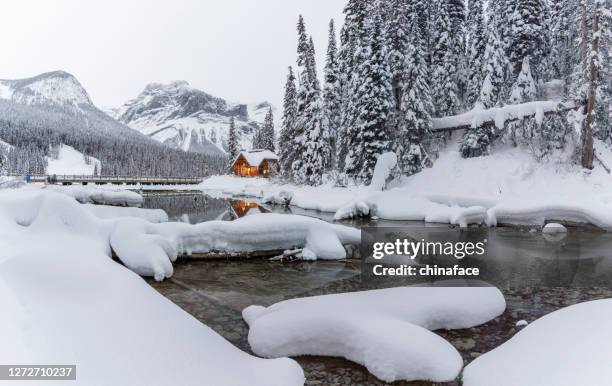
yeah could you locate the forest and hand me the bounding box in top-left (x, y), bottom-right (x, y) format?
top-left (253, 0), bottom-right (612, 185)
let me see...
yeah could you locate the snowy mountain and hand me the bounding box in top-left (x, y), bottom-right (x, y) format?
top-left (0, 71), bottom-right (223, 176)
top-left (111, 81), bottom-right (275, 156)
top-left (0, 71), bottom-right (93, 111)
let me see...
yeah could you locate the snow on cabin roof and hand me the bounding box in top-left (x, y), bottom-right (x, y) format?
top-left (235, 149), bottom-right (279, 167)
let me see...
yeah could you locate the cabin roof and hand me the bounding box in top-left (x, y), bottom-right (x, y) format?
top-left (233, 149), bottom-right (279, 167)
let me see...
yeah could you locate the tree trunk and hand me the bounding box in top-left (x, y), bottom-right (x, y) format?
top-left (581, 7), bottom-right (600, 170)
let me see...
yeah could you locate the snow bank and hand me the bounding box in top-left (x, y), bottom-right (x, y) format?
top-left (243, 284), bottom-right (505, 383)
top-left (463, 299), bottom-right (612, 386)
top-left (46, 144), bottom-right (101, 176)
top-left (0, 190), bottom-right (304, 386)
top-left (1, 190), bottom-right (360, 282)
top-left (199, 140), bottom-right (612, 230)
top-left (46, 185), bottom-right (144, 207)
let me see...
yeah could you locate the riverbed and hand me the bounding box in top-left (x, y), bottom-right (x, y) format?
top-left (143, 192), bottom-right (612, 385)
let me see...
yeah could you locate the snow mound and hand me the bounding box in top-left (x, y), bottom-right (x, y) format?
top-left (542, 222), bottom-right (568, 234)
top-left (47, 185), bottom-right (144, 207)
top-left (243, 284), bottom-right (505, 383)
top-left (463, 299), bottom-right (612, 386)
top-left (0, 189), bottom-right (304, 386)
top-left (369, 152), bottom-right (397, 191)
top-left (46, 144), bottom-right (101, 176)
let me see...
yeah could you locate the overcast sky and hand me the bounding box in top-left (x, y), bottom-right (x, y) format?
top-left (0, 0), bottom-right (346, 109)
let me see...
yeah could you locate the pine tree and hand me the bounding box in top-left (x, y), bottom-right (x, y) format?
top-left (323, 19), bottom-right (342, 169)
top-left (261, 107), bottom-right (275, 152)
top-left (397, 12), bottom-right (433, 175)
top-left (509, 56), bottom-right (537, 103)
top-left (431, 0), bottom-right (461, 116)
top-left (337, 0), bottom-right (371, 170)
top-left (384, 0), bottom-right (410, 109)
top-left (343, 11), bottom-right (393, 183)
top-left (227, 116), bottom-right (239, 169)
top-left (479, 14), bottom-right (509, 108)
top-left (278, 67), bottom-right (298, 175)
top-left (508, 0), bottom-right (547, 81)
top-left (292, 18), bottom-right (330, 185)
top-left (466, 0), bottom-right (487, 106)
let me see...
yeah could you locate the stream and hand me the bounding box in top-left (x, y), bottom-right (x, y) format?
top-left (143, 192), bottom-right (612, 386)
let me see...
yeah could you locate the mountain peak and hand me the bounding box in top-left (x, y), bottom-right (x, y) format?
top-left (0, 70), bottom-right (93, 108)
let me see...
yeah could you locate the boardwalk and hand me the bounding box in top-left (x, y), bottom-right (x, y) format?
top-left (27, 175), bottom-right (204, 186)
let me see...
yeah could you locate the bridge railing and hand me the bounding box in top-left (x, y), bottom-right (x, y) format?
top-left (20, 175), bottom-right (205, 185)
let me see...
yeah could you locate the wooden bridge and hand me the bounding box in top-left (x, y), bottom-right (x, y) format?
top-left (27, 175), bottom-right (204, 186)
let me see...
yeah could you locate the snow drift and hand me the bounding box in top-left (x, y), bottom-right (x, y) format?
top-left (0, 189), bottom-right (305, 386)
top-left (463, 299), bottom-right (612, 386)
top-left (243, 284), bottom-right (505, 383)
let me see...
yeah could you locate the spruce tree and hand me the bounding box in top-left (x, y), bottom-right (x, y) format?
top-left (397, 12), bottom-right (433, 175)
top-left (323, 19), bottom-right (342, 169)
top-left (227, 116), bottom-right (239, 169)
top-left (278, 67), bottom-right (298, 175)
top-left (337, 0), bottom-right (371, 170)
top-left (343, 11), bottom-right (393, 183)
top-left (292, 18), bottom-right (330, 185)
top-left (508, 0), bottom-right (547, 81)
top-left (259, 108), bottom-right (275, 152)
top-left (479, 15), bottom-right (509, 108)
top-left (466, 0), bottom-right (487, 106)
top-left (431, 0), bottom-right (461, 116)
top-left (509, 56), bottom-right (537, 104)
top-left (384, 0), bottom-right (410, 109)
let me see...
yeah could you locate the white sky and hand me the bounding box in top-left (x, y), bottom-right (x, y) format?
top-left (0, 0), bottom-right (345, 109)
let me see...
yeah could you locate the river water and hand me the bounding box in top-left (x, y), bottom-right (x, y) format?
top-left (143, 192), bottom-right (612, 386)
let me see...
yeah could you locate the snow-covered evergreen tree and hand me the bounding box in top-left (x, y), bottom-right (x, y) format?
top-left (466, 0), bottom-right (487, 106)
top-left (323, 19), bottom-right (342, 169)
top-left (509, 56), bottom-right (537, 103)
top-left (384, 0), bottom-right (410, 110)
top-left (508, 0), bottom-right (547, 81)
top-left (343, 11), bottom-right (393, 183)
top-left (431, 0), bottom-right (461, 116)
top-left (260, 108), bottom-right (275, 152)
top-left (292, 18), bottom-right (330, 185)
top-left (479, 15), bottom-right (509, 108)
top-left (396, 12), bottom-right (434, 175)
top-left (337, 0), bottom-right (371, 170)
top-left (227, 116), bottom-right (239, 168)
top-left (278, 66), bottom-right (298, 175)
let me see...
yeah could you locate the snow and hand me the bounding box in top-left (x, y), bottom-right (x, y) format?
top-left (84, 204), bottom-right (168, 223)
top-left (369, 152), bottom-right (397, 191)
top-left (45, 185), bottom-right (144, 207)
top-left (431, 100), bottom-right (572, 130)
top-left (463, 299), bottom-right (612, 386)
top-left (0, 189), bottom-right (304, 386)
top-left (542, 222), bottom-right (568, 234)
top-left (199, 138), bottom-right (612, 230)
top-left (0, 81), bottom-right (13, 99)
top-left (46, 144), bottom-right (101, 176)
top-left (243, 284), bottom-right (505, 383)
top-left (238, 149), bottom-right (279, 167)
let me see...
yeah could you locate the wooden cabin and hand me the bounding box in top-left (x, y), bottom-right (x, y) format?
top-left (232, 150), bottom-right (279, 177)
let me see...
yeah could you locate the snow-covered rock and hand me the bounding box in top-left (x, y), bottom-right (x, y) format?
top-left (46, 144), bottom-right (101, 176)
top-left (262, 190), bottom-right (293, 206)
top-left (0, 189), bottom-right (304, 386)
top-left (542, 222), bottom-right (568, 234)
top-left (46, 185), bottom-right (144, 207)
top-left (243, 284), bottom-right (505, 383)
top-left (463, 299), bottom-right (612, 386)
top-left (112, 81), bottom-right (276, 155)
